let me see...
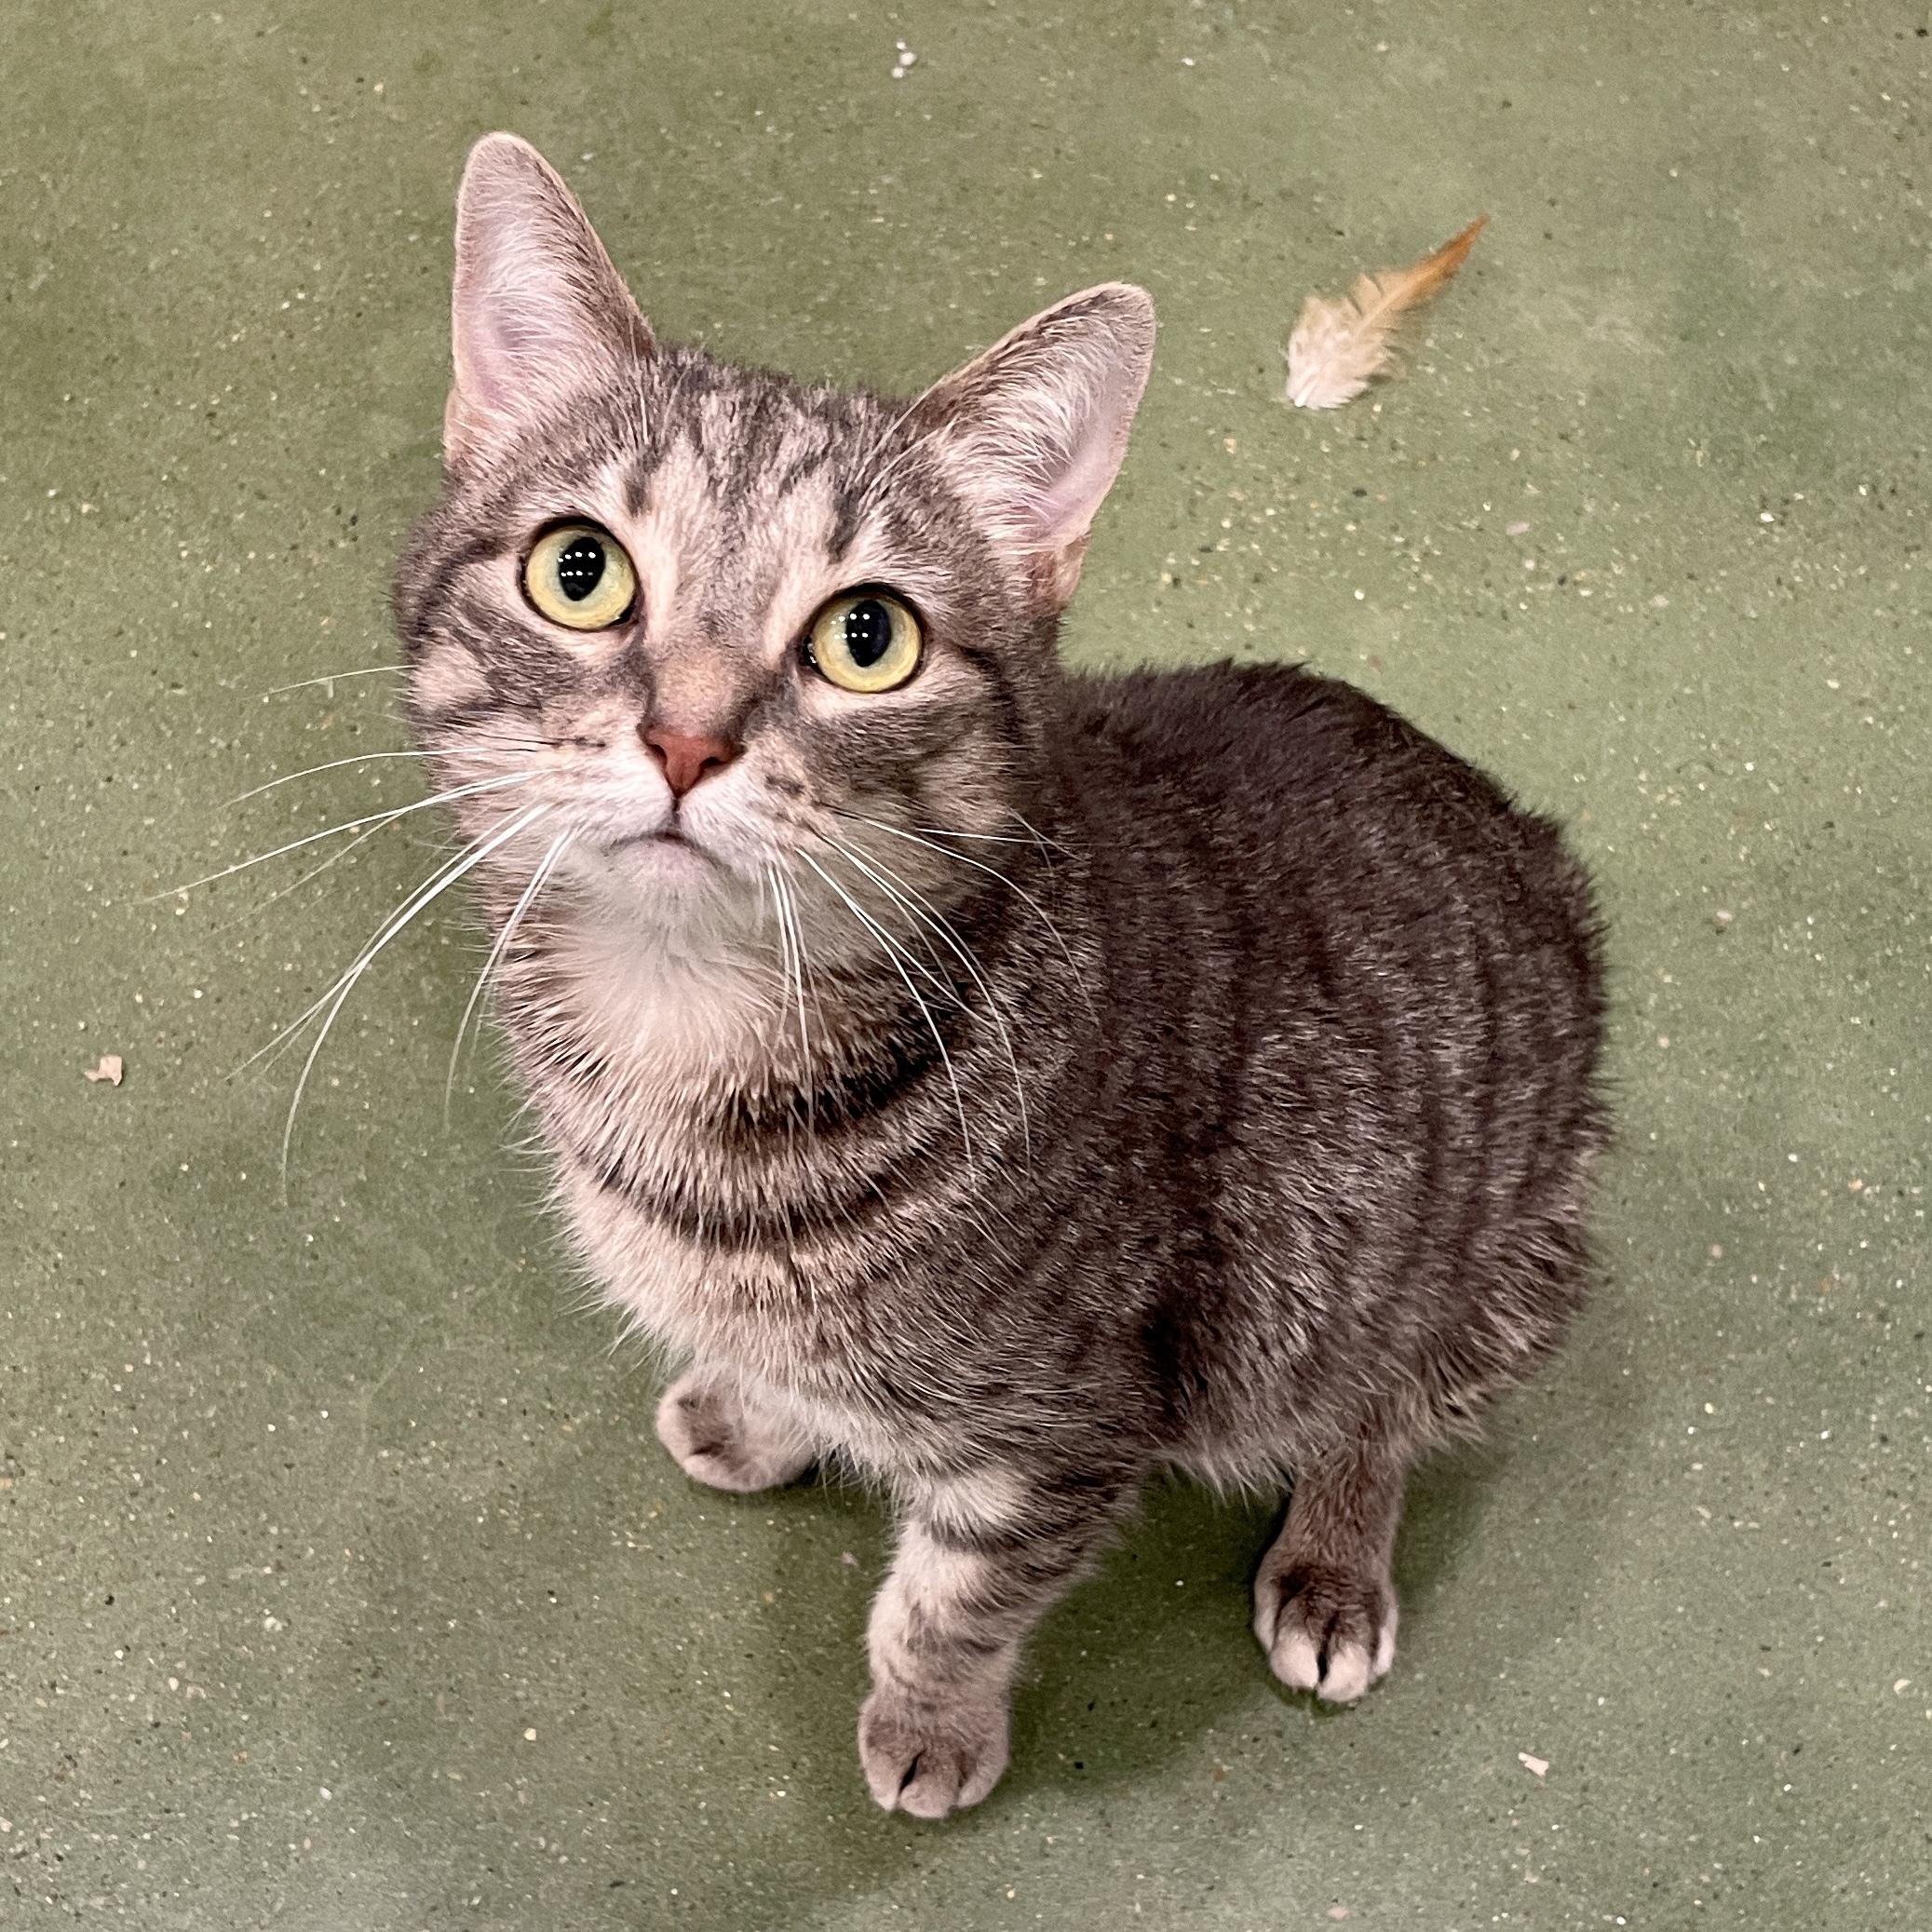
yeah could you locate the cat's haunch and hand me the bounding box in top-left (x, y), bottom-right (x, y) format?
top-left (393, 132), bottom-right (1605, 1819)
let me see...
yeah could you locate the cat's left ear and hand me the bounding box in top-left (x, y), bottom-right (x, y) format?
top-left (912, 283), bottom-right (1156, 607)
top-left (445, 132), bottom-right (653, 470)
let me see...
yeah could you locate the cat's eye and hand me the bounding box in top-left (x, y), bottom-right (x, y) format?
top-left (523, 522), bottom-right (637, 631)
top-left (804, 591), bottom-right (922, 694)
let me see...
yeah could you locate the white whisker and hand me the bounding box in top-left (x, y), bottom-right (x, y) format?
top-left (208, 810), bottom-right (399, 936)
top-left (795, 849), bottom-right (975, 1158)
top-left (835, 810), bottom-right (1088, 998)
top-left (822, 833), bottom-right (1032, 1164)
top-left (255, 803), bottom-right (551, 1186)
top-left (146, 771), bottom-right (539, 902)
top-left (237, 803), bottom-right (546, 1084)
top-left (1009, 809), bottom-right (1076, 864)
top-left (263, 665), bottom-right (405, 697)
top-left (766, 861), bottom-right (813, 1080)
top-left (909, 818), bottom-right (1076, 859)
top-left (445, 825), bottom-right (574, 1116)
top-left (227, 750), bottom-right (427, 806)
top-left (759, 861), bottom-right (815, 1252)
top-left (905, 827), bottom-right (1034, 844)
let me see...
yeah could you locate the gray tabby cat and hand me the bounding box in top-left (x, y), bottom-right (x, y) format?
top-left (394, 134), bottom-right (1606, 1818)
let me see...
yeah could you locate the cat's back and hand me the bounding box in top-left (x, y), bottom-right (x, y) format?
top-left (1053, 659), bottom-right (1603, 1211)
top-left (1059, 660), bottom-right (1598, 975)
top-left (1061, 659), bottom-right (1526, 859)
top-left (1055, 661), bottom-right (1605, 1457)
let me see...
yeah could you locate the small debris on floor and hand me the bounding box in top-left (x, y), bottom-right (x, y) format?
top-left (841, 1550), bottom-right (858, 1567)
top-left (84, 1053), bottom-right (124, 1086)
top-left (1518, 1751), bottom-right (1549, 1777)
top-left (1328, 1908), bottom-right (1351, 1922)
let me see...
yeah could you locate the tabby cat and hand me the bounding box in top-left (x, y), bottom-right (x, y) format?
top-left (392, 134), bottom-right (1606, 1818)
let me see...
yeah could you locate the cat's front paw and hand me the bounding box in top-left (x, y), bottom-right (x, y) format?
top-left (1252, 1554), bottom-right (1398, 1705)
top-left (655, 1368), bottom-right (814, 1493)
top-left (858, 1682), bottom-right (1010, 1819)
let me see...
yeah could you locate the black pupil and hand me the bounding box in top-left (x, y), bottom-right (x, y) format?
top-left (842, 600), bottom-right (895, 668)
top-left (555, 534), bottom-right (606, 602)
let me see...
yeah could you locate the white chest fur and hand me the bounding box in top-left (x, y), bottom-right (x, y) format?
top-left (529, 906), bottom-right (810, 1347)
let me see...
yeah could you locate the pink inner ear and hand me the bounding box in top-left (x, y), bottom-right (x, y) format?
top-left (457, 263), bottom-right (615, 416)
top-left (446, 135), bottom-right (649, 460)
top-left (1030, 365), bottom-right (1140, 549)
top-left (919, 284), bottom-right (1155, 575)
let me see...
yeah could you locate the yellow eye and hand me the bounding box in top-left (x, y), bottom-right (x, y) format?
top-left (523, 523), bottom-right (637, 631)
top-left (805, 592), bottom-right (922, 694)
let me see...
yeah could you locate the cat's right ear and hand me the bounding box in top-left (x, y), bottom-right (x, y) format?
top-left (445, 133), bottom-right (652, 470)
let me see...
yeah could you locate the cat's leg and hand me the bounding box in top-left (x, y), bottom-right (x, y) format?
top-left (1252, 1432), bottom-right (1408, 1704)
top-left (858, 1467), bottom-right (1129, 1819)
top-left (655, 1362), bottom-right (816, 1493)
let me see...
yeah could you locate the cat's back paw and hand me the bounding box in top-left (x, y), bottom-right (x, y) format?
top-left (655, 1366), bottom-right (815, 1493)
top-left (1252, 1552), bottom-right (1398, 1705)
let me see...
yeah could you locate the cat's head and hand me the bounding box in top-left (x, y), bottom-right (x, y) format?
top-left (395, 134), bottom-right (1154, 953)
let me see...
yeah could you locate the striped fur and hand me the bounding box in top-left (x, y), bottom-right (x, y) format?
top-left (393, 136), bottom-right (1607, 1818)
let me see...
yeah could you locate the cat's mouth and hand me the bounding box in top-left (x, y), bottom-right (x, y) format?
top-left (606, 827), bottom-right (698, 854)
top-left (599, 825), bottom-right (727, 877)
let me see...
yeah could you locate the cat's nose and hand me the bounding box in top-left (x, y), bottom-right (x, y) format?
top-left (642, 724), bottom-right (739, 799)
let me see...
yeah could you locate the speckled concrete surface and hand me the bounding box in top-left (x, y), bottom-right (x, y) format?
top-left (3, 2), bottom-right (1928, 1925)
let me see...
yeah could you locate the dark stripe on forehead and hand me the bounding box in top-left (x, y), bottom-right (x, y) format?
top-left (618, 349), bottom-right (723, 507)
top-left (621, 442), bottom-right (668, 520)
top-left (826, 472), bottom-right (868, 564)
top-left (775, 440), bottom-right (833, 504)
top-left (710, 385), bottom-right (810, 519)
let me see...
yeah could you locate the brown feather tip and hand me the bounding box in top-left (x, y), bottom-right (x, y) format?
top-left (1285, 216), bottom-right (1490, 412)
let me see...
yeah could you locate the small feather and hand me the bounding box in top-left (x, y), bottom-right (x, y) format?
top-left (1285, 216), bottom-right (1489, 411)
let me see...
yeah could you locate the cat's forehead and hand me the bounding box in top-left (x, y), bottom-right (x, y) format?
top-left (637, 357), bottom-right (863, 499)
top-left (497, 353), bottom-right (954, 642)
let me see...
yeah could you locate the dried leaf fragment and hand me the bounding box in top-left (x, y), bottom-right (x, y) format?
top-left (1285, 215), bottom-right (1489, 410)
top-left (84, 1054), bottom-right (125, 1087)
top-left (1518, 1750), bottom-right (1549, 1777)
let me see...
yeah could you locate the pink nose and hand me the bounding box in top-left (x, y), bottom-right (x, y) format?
top-left (642, 725), bottom-right (739, 799)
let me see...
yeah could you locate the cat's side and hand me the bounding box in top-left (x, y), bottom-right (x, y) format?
top-left (394, 135), bottom-right (1606, 1819)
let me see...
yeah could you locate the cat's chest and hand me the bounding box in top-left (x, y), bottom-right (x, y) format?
top-left (505, 924), bottom-right (869, 1359)
top-left (515, 918), bottom-right (781, 1167)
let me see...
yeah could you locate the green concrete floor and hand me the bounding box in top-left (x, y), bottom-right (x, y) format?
top-left (3, 0), bottom-right (1928, 1925)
